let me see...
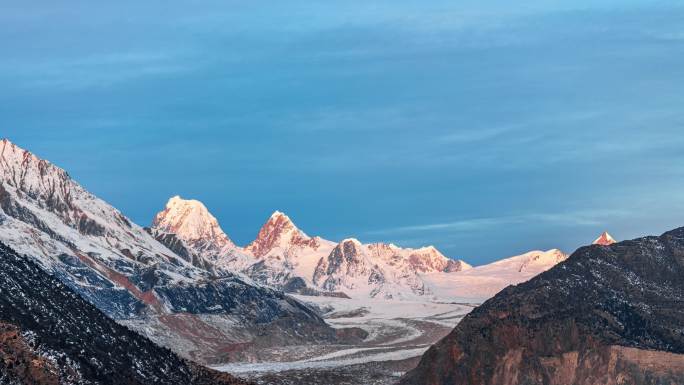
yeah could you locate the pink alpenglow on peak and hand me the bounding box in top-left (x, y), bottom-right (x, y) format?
top-left (592, 231), bottom-right (616, 246)
top-left (246, 211), bottom-right (323, 258)
top-left (241, 211), bottom-right (337, 288)
top-left (312, 239), bottom-right (473, 300)
top-left (152, 196), bottom-right (236, 251)
top-left (422, 249), bottom-right (568, 301)
top-left (406, 245), bottom-right (473, 273)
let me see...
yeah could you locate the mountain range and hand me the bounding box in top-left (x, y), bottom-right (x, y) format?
top-left (0, 139), bottom-right (338, 363)
top-left (0, 138), bottom-right (604, 382)
top-left (149, 195), bottom-right (578, 301)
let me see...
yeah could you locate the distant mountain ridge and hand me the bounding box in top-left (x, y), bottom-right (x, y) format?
top-left (151, 196), bottom-right (475, 299)
top-left (422, 248), bottom-right (569, 301)
top-left (149, 195), bottom-right (582, 301)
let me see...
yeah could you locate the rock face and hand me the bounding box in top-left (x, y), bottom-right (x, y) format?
top-left (400, 228), bottom-right (684, 385)
top-left (242, 211), bottom-right (338, 292)
top-left (0, 139), bottom-right (337, 363)
top-left (0, 241), bottom-right (248, 385)
top-left (246, 211), bottom-right (322, 258)
top-left (313, 239), bottom-right (472, 299)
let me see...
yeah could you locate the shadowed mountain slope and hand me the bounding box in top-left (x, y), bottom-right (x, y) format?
top-left (401, 227), bottom-right (684, 385)
top-left (0, 241), bottom-right (249, 385)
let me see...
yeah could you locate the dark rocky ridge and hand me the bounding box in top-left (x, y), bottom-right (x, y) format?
top-left (0, 241), bottom-right (249, 385)
top-left (401, 227), bottom-right (684, 385)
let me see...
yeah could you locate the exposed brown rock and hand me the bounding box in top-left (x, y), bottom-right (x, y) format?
top-left (0, 322), bottom-right (65, 385)
top-left (401, 227), bottom-right (684, 385)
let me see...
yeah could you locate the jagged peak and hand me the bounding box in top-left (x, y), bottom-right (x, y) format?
top-left (164, 195), bottom-right (207, 211)
top-left (329, 238), bottom-right (364, 258)
top-left (246, 210), bottom-right (318, 257)
top-left (265, 210), bottom-right (301, 231)
top-left (152, 196), bottom-right (234, 247)
top-left (414, 245), bottom-right (442, 254)
top-left (339, 237), bottom-right (362, 245)
top-left (366, 241), bottom-right (396, 251)
top-left (593, 231), bottom-right (616, 246)
top-left (269, 210), bottom-right (287, 220)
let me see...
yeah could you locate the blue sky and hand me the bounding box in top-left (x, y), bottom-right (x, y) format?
top-left (2, 1), bottom-right (684, 264)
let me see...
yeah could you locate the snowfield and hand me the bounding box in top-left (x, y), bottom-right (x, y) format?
top-left (214, 296), bottom-right (476, 380)
top-left (212, 250), bottom-right (569, 383)
top-left (422, 249), bottom-right (568, 301)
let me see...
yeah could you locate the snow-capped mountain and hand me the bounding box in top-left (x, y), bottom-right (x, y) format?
top-left (150, 200), bottom-right (474, 299)
top-left (312, 238), bottom-right (472, 299)
top-left (152, 195), bottom-right (236, 253)
top-left (147, 193), bottom-right (569, 302)
top-left (592, 231), bottom-right (616, 245)
top-left (149, 196), bottom-right (254, 269)
top-left (0, 139), bottom-right (337, 363)
top-left (423, 249), bottom-right (568, 301)
top-left (406, 245), bottom-right (472, 273)
top-left (150, 206), bottom-right (337, 293)
top-left (246, 211), bottom-right (324, 258)
top-left (243, 211), bottom-right (337, 290)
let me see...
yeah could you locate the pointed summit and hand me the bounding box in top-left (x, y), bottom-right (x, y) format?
top-left (151, 196), bottom-right (235, 250)
top-left (404, 244), bottom-right (472, 273)
top-left (593, 231), bottom-right (616, 246)
top-left (246, 211), bottom-right (316, 257)
top-left (270, 210), bottom-right (287, 220)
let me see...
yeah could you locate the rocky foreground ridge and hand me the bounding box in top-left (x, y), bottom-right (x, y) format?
top-left (0, 242), bottom-right (249, 385)
top-left (400, 227), bottom-right (684, 385)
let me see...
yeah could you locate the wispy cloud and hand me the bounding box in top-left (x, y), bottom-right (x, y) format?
top-left (365, 209), bottom-right (632, 236)
top-left (435, 126), bottom-right (515, 144)
top-left (5, 51), bottom-right (197, 90)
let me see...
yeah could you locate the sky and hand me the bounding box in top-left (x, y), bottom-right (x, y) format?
top-left (2, 1), bottom-right (684, 265)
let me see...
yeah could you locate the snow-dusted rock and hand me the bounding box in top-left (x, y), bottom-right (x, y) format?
top-left (312, 239), bottom-right (472, 300)
top-left (149, 196), bottom-right (255, 270)
top-left (0, 139), bottom-right (337, 363)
